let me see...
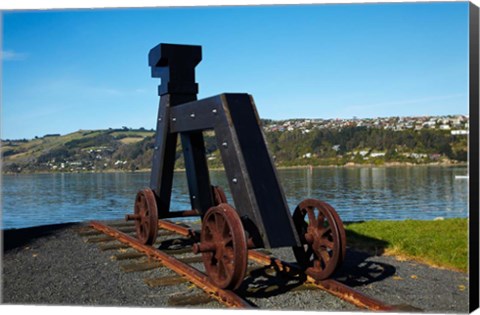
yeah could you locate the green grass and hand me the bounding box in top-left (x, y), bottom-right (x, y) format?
top-left (109, 131), bottom-right (154, 138)
top-left (344, 218), bottom-right (468, 272)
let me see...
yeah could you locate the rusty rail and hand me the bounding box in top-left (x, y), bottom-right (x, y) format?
top-left (89, 221), bottom-right (251, 309)
top-left (311, 279), bottom-right (395, 311)
top-left (156, 219), bottom-right (395, 311)
top-left (158, 220), bottom-right (194, 237)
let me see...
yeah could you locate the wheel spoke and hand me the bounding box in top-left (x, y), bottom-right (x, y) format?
top-left (223, 246), bottom-right (233, 259)
top-left (209, 216), bottom-right (221, 241)
top-left (321, 227), bottom-right (332, 237)
top-left (139, 224), bottom-right (146, 240)
top-left (215, 213), bottom-right (227, 237)
top-left (319, 249), bottom-right (331, 265)
top-left (204, 225), bottom-right (213, 243)
top-left (306, 208), bottom-right (317, 227)
top-left (223, 234), bottom-right (233, 247)
top-left (317, 212), bottom-right (325, 228)
top-left (205, 220), bottom-right (215, 240)
top-left (139, 196), bottom-right (146, 214)
top-left (320, 238), bottom-right (335, 249)
top-left (218, 258), bottom-right (228, 280)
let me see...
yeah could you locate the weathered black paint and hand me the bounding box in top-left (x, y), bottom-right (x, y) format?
top-left (147, 43), bottom-right (300, 248)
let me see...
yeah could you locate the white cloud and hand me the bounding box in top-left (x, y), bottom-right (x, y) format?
top-left (1, 50), bottom-right (28, 61)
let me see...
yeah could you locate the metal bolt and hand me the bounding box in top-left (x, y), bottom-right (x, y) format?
top-left (158, 117), bottom-right (162, 121)
top-left (222, 142), bottom-right (228, 148)
top-left (172, 117), bottom-right (176, 122)
top-left (192, 195), bottom-right (196, 199)
top-left (190, 113), bottom-right (195, 118)
top-left (232, 178), bottom-right (238, 184)
top-left (154, 146), bottom-right (159, 150)
top-left (212, 109), bottom-right (218, 114)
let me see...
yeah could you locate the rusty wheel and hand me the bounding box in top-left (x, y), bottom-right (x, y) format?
top-left (132, 188), bottom-right (159, 245)
top-left (292, 198), bottom-right (346, 280)
top-left (197, 203), bottom-right (247, 290)
top-left (211, 185), bottom-right (227, 205)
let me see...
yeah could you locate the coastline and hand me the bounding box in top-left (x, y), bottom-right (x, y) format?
top-left (1, 161), bottom-right (468, 175)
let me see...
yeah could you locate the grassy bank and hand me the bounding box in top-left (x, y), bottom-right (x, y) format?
top-left (344, 218), bottom-right (468, 272)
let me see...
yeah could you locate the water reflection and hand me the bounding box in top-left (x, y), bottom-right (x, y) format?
top-left (275, 166), bottom-right (468, 222)
top-left (1, 166), bottom-right (468, 229)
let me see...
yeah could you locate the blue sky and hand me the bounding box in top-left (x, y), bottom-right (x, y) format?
top-left (1, 2), bottom-right (470, 139)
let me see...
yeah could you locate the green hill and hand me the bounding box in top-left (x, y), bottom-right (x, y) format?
top-left (1, 124), bottom-right (468, 174)
top-left (1, 128), bottom-right (155, 173)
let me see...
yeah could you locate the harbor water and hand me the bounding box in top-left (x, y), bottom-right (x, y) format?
top-left (1, 166), bottom-right (469, 229)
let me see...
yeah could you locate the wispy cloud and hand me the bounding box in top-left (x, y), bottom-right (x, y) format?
top-left (1, 50), bottom-right (28, 61)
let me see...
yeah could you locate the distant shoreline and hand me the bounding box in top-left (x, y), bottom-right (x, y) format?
top-left (2, 161), bottom-right (468, 175)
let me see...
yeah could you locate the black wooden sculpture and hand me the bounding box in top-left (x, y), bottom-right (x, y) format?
top-left (126, 43), bottom-right (346, 290)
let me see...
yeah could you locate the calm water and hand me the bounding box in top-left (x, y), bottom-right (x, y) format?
top-left (1, 166), bottom-right (469, 229)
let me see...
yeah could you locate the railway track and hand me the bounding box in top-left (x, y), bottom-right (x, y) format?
top-left (80, 219), bottom-right (395, 310)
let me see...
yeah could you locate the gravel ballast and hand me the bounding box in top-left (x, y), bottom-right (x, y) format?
top-left (1, 221), bottom-right (470, 312)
